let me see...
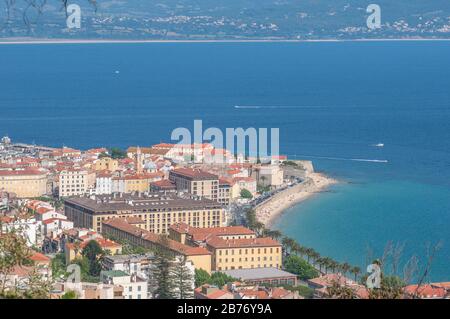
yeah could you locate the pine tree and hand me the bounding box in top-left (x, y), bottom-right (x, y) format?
top-left (170, 255), bottom-right (194, 299)
top-left (152, 236), bottom-right (175, 299)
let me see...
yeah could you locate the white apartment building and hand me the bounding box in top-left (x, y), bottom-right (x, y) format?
top-left (1, 217), bottom-right (42, 247)
top-left (100, 270), bottom-right (148, 299)
top-left (96, 173), bottom-right (113, 195)
top-left (59, 169), bottom-right (89, 197)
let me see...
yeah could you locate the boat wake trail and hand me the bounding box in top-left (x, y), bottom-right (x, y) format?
top-left (234, 105), bottom-right (330, 109)
top-left (234, 105), bottom-right (376, 109)
top-left (287, 154), bottom-right (389, 163)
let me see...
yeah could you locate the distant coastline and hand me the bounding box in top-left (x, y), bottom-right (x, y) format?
top-left (1, 37), bottom-right (450, 45)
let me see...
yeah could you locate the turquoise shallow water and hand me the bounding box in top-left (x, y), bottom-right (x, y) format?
top-left (272, 180), bottom-right (450, 282)
top-left (0, 41), bottom-right (449, 280)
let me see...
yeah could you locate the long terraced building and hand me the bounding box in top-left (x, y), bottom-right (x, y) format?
top-left (64, 191), bottom-right (226, 234)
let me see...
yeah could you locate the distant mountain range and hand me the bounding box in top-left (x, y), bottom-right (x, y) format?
top-left (1, 0), bottom-right (449, 40)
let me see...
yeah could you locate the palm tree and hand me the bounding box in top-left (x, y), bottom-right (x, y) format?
top-left (290, 242), bottom-right (300, 256)
top-left (304, 248), bottom-right (315, 263)
top-left (268, 230), bottom-right (282, 241)
top-left (281, 237), bottom-right (296, 256)
top-left (297, 245), bottom-right (308, 259)
top-left (316, 257), bottom-right (326, 273)
top-left (310, 250), bottom-right (320, 265)
top-left (350, 266), bottom-right (361, 282)
top-left (329, 260), bottom-right (339, 273)
top-left (253, 222), bottom-right (266, 236)
top-left (263, 229), bottom-right (282, 241)
top-left (323, 257), bottom-right (334, 274)
top-left (341, 262), bottom-right (352, 277)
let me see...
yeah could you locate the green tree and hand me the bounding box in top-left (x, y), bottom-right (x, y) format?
top-left (0, 227), bottom-right (32, 295)
top-left (22, 267), bottom-right (53, 299)
top-left (340, 262), bottom-right (352, 277)
top-left (283, 255), bottom-right (319, 280)
top-left (194, 270), bottom-right (238, 288)
top-left (61, 290), bottom-right (78, 299)
top-left (283, 285), bottom-right (315, 299)
top-left (240, 188), bottom-right (253, 199)
top-left (245, 209), bottom-right (257, 229)
top-left (51, 253), bottom-right (67, 280)
top-left (209, 272), bottom-right (238, 288)
top-left (81, 240), bottom-right (105, 277)
top-left (282, 237), bottom-right (296, 256)
top-left (153, 236), bottom-right (176, 299)
top-left (171, 256), bottom-right (194, 299)
top-left (109, 148), bottom-right (127, 159)
top-left (72, 257), bottom-right (98, 282)
top-left (262, 229), bottom-right (282, 241)
top-left (195, 269), bottom-right (211, 288)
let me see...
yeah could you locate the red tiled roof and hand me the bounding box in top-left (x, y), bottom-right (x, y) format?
top-left (103, 218), bottom-right (210, 256)
top-left (206, 237), bottom-right (281, 249)
top-left (10, 265), bottom-right (34, 277)
top-left (170, 223), bottom-right (255, 242)
top-left (0, 216), bottom-right (14, 223)
top-left (0, 169), bottom-right (47, 176)
top-left (96, 170), bottom-right (113, 178)
top-left (66, 238), bottom-right (121, 250)
top-left (219, 178), bottom-right (232, 185)
top-left (86, 148), bottom-right (107, 154)
top-left (194, 286), bottom-right (231, 299)
top-left (271, 287), bottom-right (292, 299)
top-left (42, 218), bottom-right (67, 225)
top-left (171, 168), bottom-right (218, 179)
top-left (121, 172), bottom-right (164, 180)
top-left (404, 284), bottom-right (447, 298)
top-left (36, 207), bottom-right (54, 214)
top-left (30, 252), bottom-right (51, 263)
top-left (233, 177), bottom-right (256, 183)
top-left (151, 179), bottom-right (176, 188)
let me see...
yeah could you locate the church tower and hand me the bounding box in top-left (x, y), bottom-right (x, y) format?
top-left (136, 146), bottom-right (143, 175)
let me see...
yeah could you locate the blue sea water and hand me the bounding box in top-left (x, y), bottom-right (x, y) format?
top-left (0, 41), bottom-right (449, 281)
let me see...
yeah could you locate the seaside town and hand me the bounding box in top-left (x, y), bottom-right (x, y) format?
top-left (0, 135), bottom-right (448, 300)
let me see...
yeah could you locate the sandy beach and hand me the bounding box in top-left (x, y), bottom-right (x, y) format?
top-left (256, 172), bottom-right (337, 227)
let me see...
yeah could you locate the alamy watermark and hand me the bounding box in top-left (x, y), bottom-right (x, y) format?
top-left (366, 4), bottom-right (382, 30)
top-left (170, 120), bottom-right (279, 164)
top-left (66, 4), bottom-right (81, 29)
top-left (366, 262), bottom-right (382, 289)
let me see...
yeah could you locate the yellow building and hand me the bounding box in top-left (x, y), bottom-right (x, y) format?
top-left (207, 237), bottom-right (282, 272)
top-left (102, 218), bottom-right (212, 273)
top-left (169, 168), bottom-right (219, 201)
top-left (64, 192), bottom-right (226, 234)
top-left (94, 157), bottom-right (118, 172)
top-left (65, 238), bottom-right (123, 264)
top-left (0, 169), bottom-right (48, 198)
top-left (112, 173), bottom-right (164, 193)
top-left (169, 223), bottom-right (282, 272)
